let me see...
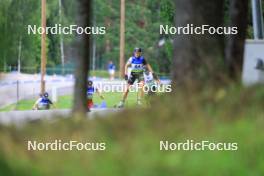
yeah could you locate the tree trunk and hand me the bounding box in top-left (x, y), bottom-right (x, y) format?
top-left (59, 0), bottom-right (65, 75)
top-left (41, 0), bottom-right (47, 94)
top-left (225, 0), bottom-right (249, 81)
top-left (72, 0), bottom-right (91, 115)
top-left (17, 36), bottom-right (22, 73)
top-left (105, 18), bottom-right (111, 53)
top-left (119, 0), bottom-right (125, 78)
top-left (172, 0), bottom-right (225, 88)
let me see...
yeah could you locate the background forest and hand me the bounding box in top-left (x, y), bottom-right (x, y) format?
top-left (1, 0), bottom-right (260, 75)
top-left (0, 0), bottom-right (176, 74)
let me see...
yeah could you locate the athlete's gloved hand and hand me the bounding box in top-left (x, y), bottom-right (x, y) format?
top-left (124, 74), bottom-right (128, 80)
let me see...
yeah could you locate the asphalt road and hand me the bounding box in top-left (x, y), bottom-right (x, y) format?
top-left (0, 108), bottom-right (121, 126)
top-left (0, 73), bottom-right (74, 108)
top-left (0, 73), bottom-right (171, 109)
top-left (0, 73), bottom-right (128, 108)
top-left (0, 73), bottom-right (170, 126)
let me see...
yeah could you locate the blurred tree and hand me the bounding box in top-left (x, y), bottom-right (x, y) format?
top-left (225, 0), bottom-right (249, 81)
top-left (72, 0), bottom-right (91, 115)
top-left (172, 0), bottom-right (225, 87)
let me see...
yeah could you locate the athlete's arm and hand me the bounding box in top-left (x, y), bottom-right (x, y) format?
top-left (155, 76), bottom-right (161, 84)
top-left (48, 99), bottom-right (53, 105)
top-left (144, 59), bottom-right (160, 83)
top-left (124, 59), bottom-right (131, 80)
top-left (124, 63), bottom-right (129, 75)
top-left (143, 58), bottom-right (154, 73)
top-left (125, 57), bottom-right (132, 75)
top-left (47, 99), bottom-right (56, 109)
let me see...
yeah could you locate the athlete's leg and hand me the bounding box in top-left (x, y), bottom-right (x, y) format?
top-left (117, 82), bottom-right (133, 107)
top-left (137, 80), bottom-right (145, 105)
top-left (117, 72), bottom-right (136, 108)
top-left (122, 83), bottom-right (132, 102)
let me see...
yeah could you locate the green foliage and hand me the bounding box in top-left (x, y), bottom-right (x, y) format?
top-left (0, 0), bottom-right (41, 70)
top-left (0, 0), bottom-right (176, 74)
top-left (0, 0), bottom-right (76, 73)
top-left (0, 0), bottom-right (256, 74)
top-left (160, 0), bottom-right (175, 23)
top-left (92, 0), bottom-right (175, 74)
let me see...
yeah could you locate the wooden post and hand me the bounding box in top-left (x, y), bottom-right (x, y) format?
top-left (119, 0), bottom-right (125, 78)
top-left (41, 0), bottom-right (47, 94)
top-left (16, 80), bottom-right (19, 104)
top-left (17, 36), bottom-right (22, 73)
top-left (252, 0), bottom-right (264, 39)
top-left (59, 0), bottom-right (65, 75)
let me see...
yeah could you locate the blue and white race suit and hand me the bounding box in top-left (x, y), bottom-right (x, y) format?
top-left (127, 56), bottom-right (147, 84)
top-left (87, 86), bottom-right (95, 100)
top-left (37, 97), bottom-right (53, 110)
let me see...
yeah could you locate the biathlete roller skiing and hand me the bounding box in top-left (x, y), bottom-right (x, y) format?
top-left (32, 92), bottom-right (55, 110)
top-left (116, 47), bottom-right (158, 108)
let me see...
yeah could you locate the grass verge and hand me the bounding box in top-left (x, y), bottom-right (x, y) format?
top-left (0, 85), bottom-right (264, 175)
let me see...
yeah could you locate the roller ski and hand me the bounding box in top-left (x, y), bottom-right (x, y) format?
top-left (114, 101), bottom-right (125, 108)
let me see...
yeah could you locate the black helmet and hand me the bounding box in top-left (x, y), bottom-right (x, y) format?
top-left (134, 47), bottom-right (142, 52)
top-left (87, 80), bottom-right (93, 86)
top-left (43, 92), bottom-right (49, 98)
